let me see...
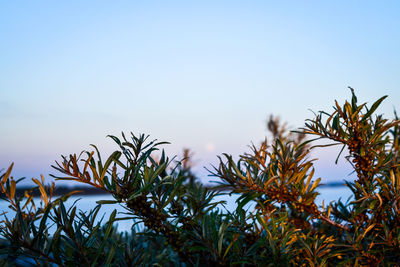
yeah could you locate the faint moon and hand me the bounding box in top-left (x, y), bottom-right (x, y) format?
top-left (205, 143), bottom-right (215, 152)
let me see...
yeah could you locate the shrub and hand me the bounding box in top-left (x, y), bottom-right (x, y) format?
top-left (1, 89), bottom-right (399, 266)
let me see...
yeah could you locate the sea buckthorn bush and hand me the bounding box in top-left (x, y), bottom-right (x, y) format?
top-left (1, 89), bottom-right (399, 266)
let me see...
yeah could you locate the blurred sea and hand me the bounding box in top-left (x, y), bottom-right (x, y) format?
top-left (0, 186), bottom-right (352, 233)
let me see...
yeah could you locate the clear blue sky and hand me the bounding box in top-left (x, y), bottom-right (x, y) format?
top-left (1, 1), bottom-right (399, 184)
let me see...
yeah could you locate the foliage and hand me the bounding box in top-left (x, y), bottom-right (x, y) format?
top-left (1, 89), bottom-right (400, 266)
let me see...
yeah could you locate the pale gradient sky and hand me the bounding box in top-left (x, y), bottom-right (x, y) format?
top-left (1, 1), bottom-right (399, 184)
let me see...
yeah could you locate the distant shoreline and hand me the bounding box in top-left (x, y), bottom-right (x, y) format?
top-left (1, 182), bottom-right (346, 199)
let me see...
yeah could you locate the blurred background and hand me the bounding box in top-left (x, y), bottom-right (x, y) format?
top-left (1, 1), bottom-right (399, 186)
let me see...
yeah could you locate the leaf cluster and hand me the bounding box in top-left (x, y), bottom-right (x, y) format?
top-left (1, 89), bottom-right (400, 266)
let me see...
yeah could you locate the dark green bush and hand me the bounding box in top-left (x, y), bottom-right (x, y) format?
top-left (1, 89), bottom-right (399, 266)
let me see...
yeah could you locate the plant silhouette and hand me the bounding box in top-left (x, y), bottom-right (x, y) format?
top-left (1, 89), bottom-right (399, 266)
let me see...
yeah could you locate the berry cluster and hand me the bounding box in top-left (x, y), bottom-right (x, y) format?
top-left (126, 194), bottom-right (167, 232)
top-left (290, 217), bottom-right (310, 229)
top-left (170, 201), bottom-right (183, 216)
top-left (347, 127), bottom-right (374, 183)
top-left (353, 213), bottom-right (369, 225)
top-left (161, 226), bottom-right (184, 249)
top-left (249, 181), bottom-right (323, 221)
top-left (127, 196), bottom-right (200, 261)
top-left (361, 252), bottom-right (380, 265)
top-left (268, 186), bottom-right (293, 203)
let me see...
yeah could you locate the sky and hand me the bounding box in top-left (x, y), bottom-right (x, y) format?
top-left (1, 1), bottom-right (400, 185)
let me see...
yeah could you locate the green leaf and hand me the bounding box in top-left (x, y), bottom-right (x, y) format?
top-left (236, 193), bottom-right (256, 211)
top-left (91, 209), bottom-right (117, 267)
top-left (335, 144), bottom-right (346, 164)
top-left (105, 245), bottom-right (116, 265)
top-left (349, 86), bottom-right (358, 112)
top-left (218, 221), bottom-right (228, 256)
top-left (332, 115), bottom-right (339, 131)
top-left (149, 162), bottom-right (168, 181)
top-left (362, 95), bottom-right (388, 121)
top-left (51, 227), bottom-right (63, 262)
top-left (59, 201), bottom-right (68, 225)
top-left (96, 200), bottom-right (119, 205)
top-left (100, 151), bottom-right (122, 181)
top-left (38, 204), bottom-right (51, 237)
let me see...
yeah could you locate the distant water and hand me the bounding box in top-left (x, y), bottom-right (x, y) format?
top-left (0, 187), bottom-right (353, 233)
